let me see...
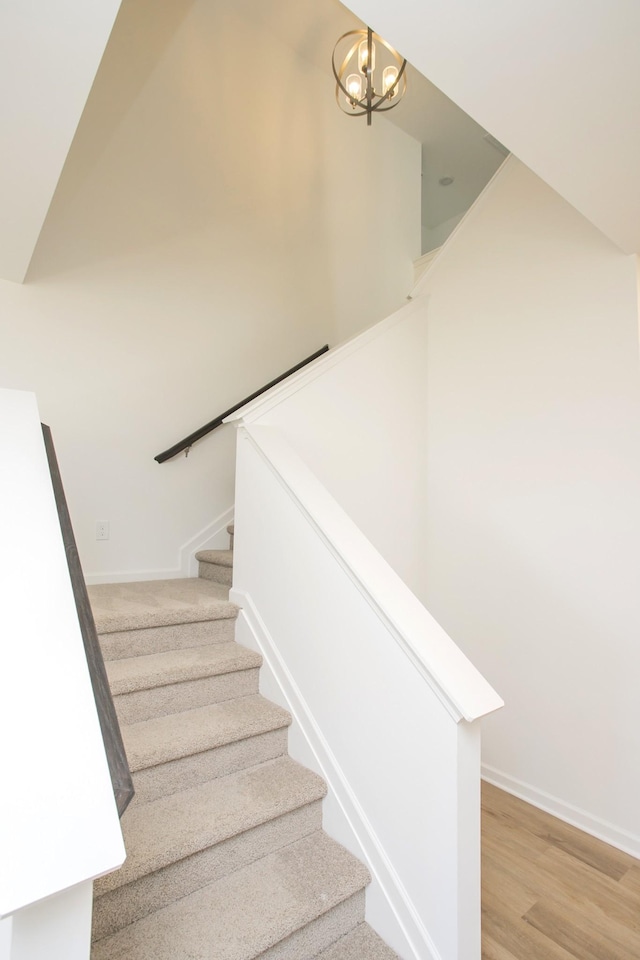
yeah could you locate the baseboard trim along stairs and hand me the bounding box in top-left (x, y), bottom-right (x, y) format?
top-left (87, 525), bottom-right (401, 960)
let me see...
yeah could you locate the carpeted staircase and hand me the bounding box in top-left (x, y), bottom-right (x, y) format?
top-left (87, 526), bottom-right (400, 960)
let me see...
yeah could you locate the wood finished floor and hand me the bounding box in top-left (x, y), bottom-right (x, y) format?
top-left (482, 782), bottom-right (640, 960)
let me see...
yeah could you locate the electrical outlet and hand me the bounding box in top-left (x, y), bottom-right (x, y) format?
top-left (96, 521), bottom-right (110, 541)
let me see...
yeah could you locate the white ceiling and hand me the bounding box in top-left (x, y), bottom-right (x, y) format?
top-left (345, 0), bottom-right (640, 254)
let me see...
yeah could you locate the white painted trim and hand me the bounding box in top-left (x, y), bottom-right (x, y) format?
top-left (0, 915), bottom-right (11, 957)
top-left (482, 765), bottom-right (640, 859)
top-left (409, 155), bottom-right (513, 299)
top-left (241, 425), bottom-right (503, 723)
top-left (180, 506), bottom-right (234, 577)
top-left (223, 297), bottom-right (427, 426)
top-left (84, 568), bottom-right (185, 585)
top-left (230, 589), bottom-right (441, 960)
top-left (7, 880), bottom-right (93, 960)
top-left (412, 248), bottom-right (442, 287)
top-left (84, 506), bottom-right (234, 584)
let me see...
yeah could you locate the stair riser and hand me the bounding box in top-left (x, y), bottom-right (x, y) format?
top-left (99, 618), bottom-right (237, 661)
top-left (92, 802), bottom-right (324, 941)
top-left (130, 727), bottom-right (290, 805)
top-left (314, 924), bottom-right (400, 960)
top-left (114, 669), bottom-right (259, 725)
top-left (198, 561), bottom-right (233, 586)
top-left (259, 890), bottom-right (366, 960)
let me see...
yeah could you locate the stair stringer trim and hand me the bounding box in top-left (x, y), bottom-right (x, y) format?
top-left (181, 506), bottom-right (234, 577)
top-left (231, 588), bottom-right (443, 960)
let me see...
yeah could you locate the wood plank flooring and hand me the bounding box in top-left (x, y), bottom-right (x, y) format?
top-left (482, 782), bottom-right (640, 960)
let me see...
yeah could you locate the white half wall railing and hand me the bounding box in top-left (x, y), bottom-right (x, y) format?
top-left (0, 388), bottom-right (125, 960)
top-left (231, 423), bottom-right (502, 960)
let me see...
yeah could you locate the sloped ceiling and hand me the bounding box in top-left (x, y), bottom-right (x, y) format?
top-left (345, 0), bottom-right (640, 254)
top-left (0, 0), bottom-right (123, 282)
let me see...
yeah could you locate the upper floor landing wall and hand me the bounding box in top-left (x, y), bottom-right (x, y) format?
top-left (346, 0), bottom-right (640, 253)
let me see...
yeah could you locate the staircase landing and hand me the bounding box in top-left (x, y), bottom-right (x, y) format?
top-left (89, 577), bottom-right (236, 634)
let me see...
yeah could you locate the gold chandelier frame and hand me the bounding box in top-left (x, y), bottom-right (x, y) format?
top-left (332, 27), bottom-right (407, 125)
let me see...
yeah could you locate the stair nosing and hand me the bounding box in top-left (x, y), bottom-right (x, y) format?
top-left (95, 757), bottom-right (328, 894)
top-left (123, 695), bottom-right (292, 772)
top-left (195, 549), bottom-right (234, 567)
top-left (106, 642), bottom-right (261, 696)
top-left (92, 832), bottom-right (370, 960)
top-left (95, 604), bottom-right (240, 635)
top-left (88, 578), bottom-right (239, 635)
top-left (313, 922), bottom-right (401, 959)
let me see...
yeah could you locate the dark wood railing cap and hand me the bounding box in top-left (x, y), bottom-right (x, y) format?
top-left (155, 345), bottom-right (329, 463)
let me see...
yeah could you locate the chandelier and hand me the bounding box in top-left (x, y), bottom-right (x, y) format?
top-left (332, 27), bottom-right (407, 126)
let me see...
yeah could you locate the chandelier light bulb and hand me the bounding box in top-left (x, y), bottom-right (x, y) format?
top-left (346, 73), bottom-right (363, 104)
top-left (382, 65), bottom-right (399, 97)
top-left (358, 37), bottom-right (376, 74)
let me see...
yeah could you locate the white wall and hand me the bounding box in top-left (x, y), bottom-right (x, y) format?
top-left (0, 0), bottom-right (420, 581)
top-left (417, 157), bottom-right (640, 851)
top-left (0, 0), bottom-right (123, 282)
top-left (348, 0), bottom-right (640, 253)
top-left (235, 153), bottom-right (640, 852)
top-left (7, 883), bottom-right (93, 960)
top-left (636, 255), bottom-right (640, 336)
top-left (247, 300), bottom-right (430, 601)
top-left (422, 211), bottom-right (464, 255)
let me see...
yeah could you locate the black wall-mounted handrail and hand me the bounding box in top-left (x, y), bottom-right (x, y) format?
top-left (42, 424), bottom-right (134, 818)
top-left (154, 344), bottom-right (329, 463)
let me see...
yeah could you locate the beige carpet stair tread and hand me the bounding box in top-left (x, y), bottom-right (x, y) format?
top-left (99, 618), bottom-right (237, 662)
top-left (89, 578), bottom-right (238, 634)
top-left (106, 642), bottom-right (261, 695)
top-left (92, 831), bottom-right (369, 960)
top-left (123, 695), bottom-right (291, 772)
top-left (96, 757), bottom-right (327, 895)
top-left (314, 924), bottom-right (401, 959)
top-left (195, 549), bottom-right (234, 567)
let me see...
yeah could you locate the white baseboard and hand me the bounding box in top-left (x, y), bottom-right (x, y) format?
top-left (84, 568), bottom-right (185, 585)
top-left (482, 764), bottom-right (640, 859)
top-left (84, 506), bottom-right (234, 584)
top-left (230, 588), bottom-right (441, 960)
